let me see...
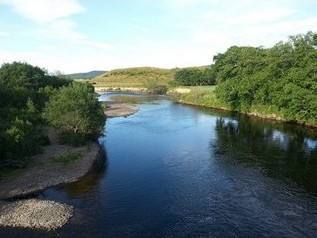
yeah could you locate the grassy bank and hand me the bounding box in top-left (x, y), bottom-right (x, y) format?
top-left (168, 86), bottom-right (228, 109)
top-left (168, 86), bottom-right (317, 127)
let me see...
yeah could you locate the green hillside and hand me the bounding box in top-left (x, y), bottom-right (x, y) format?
top-left (91, 67), bottom-right (175, 88)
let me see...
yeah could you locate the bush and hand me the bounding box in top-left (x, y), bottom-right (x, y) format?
top-left (149, 85), bottom-right (167, 95)
top-left (44, 83), bottom-right (105, 145)
top-left (144, 78), bottom-right (168, 94)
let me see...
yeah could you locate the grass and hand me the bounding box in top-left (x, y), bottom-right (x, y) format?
top-left (169, 86), bottom-right (229, 109)
top-left (54, 152), bottom-right (81, 165)
top-left (91, 67), bottom-right (175, 88)
top-left (169, 86), bottom-right (298, 124)
top-left (0, 167), bottom-right (24, 180)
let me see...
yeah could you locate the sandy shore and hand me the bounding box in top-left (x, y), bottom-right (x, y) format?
top-left (104, 103), bottom-right (138, 118)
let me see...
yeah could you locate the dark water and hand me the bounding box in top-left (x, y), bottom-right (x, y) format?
top-left (2, 94), bottom-right (317, 238)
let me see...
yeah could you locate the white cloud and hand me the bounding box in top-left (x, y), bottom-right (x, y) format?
top-left (0, 0), bottom-right (83, 23)
top-left (0, 0), bottom-right (111, 51)
top-left (1, 0), bottom-right (316, 73)
top-left (0, 31), bottom-right (9, 37)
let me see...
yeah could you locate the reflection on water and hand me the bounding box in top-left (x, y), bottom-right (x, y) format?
top-left (213, 117), bottom-right (317, 194)
top-left (58, 150), bottom-right (108, 198)
top-left (2, 94), bottom-right (317, 238)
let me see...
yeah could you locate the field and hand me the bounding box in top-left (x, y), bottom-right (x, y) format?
top-left (91, 67), bottom-right (175, 88)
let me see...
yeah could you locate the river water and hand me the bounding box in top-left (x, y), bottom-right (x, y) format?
top-left (2, 93), bottom-right (317, 237)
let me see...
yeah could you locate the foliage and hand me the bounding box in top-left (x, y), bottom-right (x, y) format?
top-left (44, 83), bottom-right (105, 145)
top-left (214, 32), bottom-right (317, 125)
top-left (0, 62), bottom-right (69, 168)
top-left (174, 67), bottom-right (216, 86)
top-left (143, 78), bottom-right (167, 94)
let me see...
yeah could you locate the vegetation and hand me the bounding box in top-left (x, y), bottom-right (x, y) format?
top-left (0, 62), bottom-right (105, 169)
top-left (143, 78), bottom-right (168, 94)
top-left (169, 86), bottom-right (228, 109)
top-left (54, 151), bottom-right (81, 165)
top-left (91, 67), bottom-right (175, 88)
top-left (44, 83), bottom-right (105, 145)
top-left (0, 62), bottom-right (69, 168)
top-left (65, 71), bottom-right (106, 80)
top-left (173, 67), bottom-right (217, 86)
top-left (213, 32), bottom-right (317, 125)
top-left (170, 32), bottom-right (317, 126)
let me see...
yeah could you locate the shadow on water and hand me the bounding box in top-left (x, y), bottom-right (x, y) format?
top-left (212, 116), bottom-right (317, 195)
top-left (41, 147), bottom-right (109, 200)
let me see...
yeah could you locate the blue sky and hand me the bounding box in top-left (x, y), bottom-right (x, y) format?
top-left (0, 0), bottom-right (317, 73)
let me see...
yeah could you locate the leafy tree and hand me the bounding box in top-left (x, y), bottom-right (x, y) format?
top-left (44, 83), bottom-right (105, 145)
top-left (174, 67), bottom-right (216, 86)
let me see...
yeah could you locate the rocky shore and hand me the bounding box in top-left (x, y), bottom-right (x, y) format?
top-left (0, 128), bottom-right (103, 230)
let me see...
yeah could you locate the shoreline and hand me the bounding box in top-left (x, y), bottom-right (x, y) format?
top-left (166, 86), bottom-right (317, 130)
top-left (0, 128), bottom-right (104, 230)
top-left (173, 98), bottom-right (317, 130)
top-left (0, 142), bottom-right (102, 200)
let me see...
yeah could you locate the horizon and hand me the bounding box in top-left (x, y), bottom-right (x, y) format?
top-left (1, 0), bottom-right (317, 73)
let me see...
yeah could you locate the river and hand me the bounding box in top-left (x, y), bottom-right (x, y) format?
top-left (2, 93), bottom-right (317, 237)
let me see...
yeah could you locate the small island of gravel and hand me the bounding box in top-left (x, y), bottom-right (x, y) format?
top-left (104, 103), bottom-right (139, 118)
top-left (0, 199), bottom-right (73, 230)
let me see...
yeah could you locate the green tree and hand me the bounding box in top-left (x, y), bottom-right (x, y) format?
top-left (44, 83), bottom-right (105, 145)
top-left (174, 67), bottom-right (216, 86)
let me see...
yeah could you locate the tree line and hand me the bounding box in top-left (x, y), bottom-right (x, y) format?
top-left (0, 62), bottom-right (105, 169)
top-left (173, 67), bottom-right (216, 86)
top-left (214, 32), bottom-right (317, 124)
top-left (173, 31), bottom-right (317, 125)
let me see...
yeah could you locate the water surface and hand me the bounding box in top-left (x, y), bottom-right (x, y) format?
top-left (2, 94), bottom-right (317, 238)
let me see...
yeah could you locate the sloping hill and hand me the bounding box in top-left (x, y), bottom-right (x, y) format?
top-left (65, 71), bottom-right (106, 80)
top-left (91, 67), bottom-right (175, 88)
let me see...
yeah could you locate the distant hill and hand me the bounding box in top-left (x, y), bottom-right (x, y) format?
top-left (65, 71), bottom-right (106, 80)
top-left (91, 67), bottom-right (175, 88)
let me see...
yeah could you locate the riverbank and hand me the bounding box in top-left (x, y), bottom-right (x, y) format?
top-left (0, 135), bottom-right (101, 200)
top-left (168, 86), bottom-right (317, 129)
top-left (0, 128), bottom-right (102, 230)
